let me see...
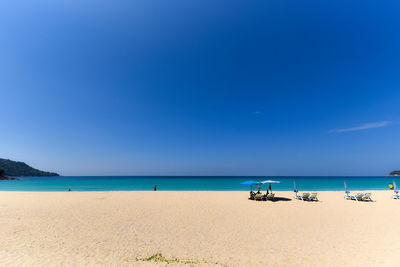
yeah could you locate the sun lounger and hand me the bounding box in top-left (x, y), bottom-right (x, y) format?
top-left (249, 192), bottom-right (256, 200)
top-left (294, 194), bottom-right (302, 200)
top-left (308, 193), bottom-right (319, 201)
top-left (362, 193), bottom-right (373, 202)
top-left (392, 188), bottom-right (400, 199)
top-left (300, 193), bottom-right (310, 201)
top-left (267, 193), bottom-right (275, 201)
top-left (351, 193), bottom-right (365, 201)
top-left (255, 193), bottom-right (263, 201)
top-left (344, 181), bottom-right (351, 200)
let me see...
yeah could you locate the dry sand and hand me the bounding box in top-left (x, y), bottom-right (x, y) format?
top-left (0, 190), bottom-right (399, 267)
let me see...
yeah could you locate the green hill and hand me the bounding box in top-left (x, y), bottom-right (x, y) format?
top-left (389, 170), bottom-right (400, 176)
top-left (0, 158), bottom-right (59, 177)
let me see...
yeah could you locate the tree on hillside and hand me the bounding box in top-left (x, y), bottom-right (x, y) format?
top-left (390, 170), bottom-right (400, 176)
top-left (0, 169), bottom-right (4, 177)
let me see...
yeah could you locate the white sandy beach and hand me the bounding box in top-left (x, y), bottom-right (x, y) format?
top-left (0, 190), bottom-right (399, 267)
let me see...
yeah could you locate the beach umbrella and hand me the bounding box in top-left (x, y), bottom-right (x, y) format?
top-left (240, 181), bottom-right (261, 185)
top-left (240, 180), bottom-right (260, 191)
top-left (260, 180), bottom-right (280, 184)
top-left (293, 179), bottom-right (299, 196)
top-left (344, 180), bottom-right (350, 195)
top-left (394, 180), bottom-right (399, 194)
top-left (260, 180), bottom-right (279, 194)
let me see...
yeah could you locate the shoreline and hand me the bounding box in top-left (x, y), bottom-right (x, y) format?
top-left (0, 189), bottom-right (394, 192)
top-left (2, 176), bottom-right (397, 192)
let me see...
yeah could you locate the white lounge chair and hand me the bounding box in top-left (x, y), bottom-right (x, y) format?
top-left (362, 193), bottom-right (373, 202)
top-left (392, 188), bottom-right (400, 199)
top-left (300, 193), bottom-right (310, 201)
top-left (267, 193), bottom-right (275, 201)
top-left (255, 193), bottom-right (263, 201)
top-left (294, 194), bottom-right (302, 200)
top-left (344, 190), bottom-right (352, 200)
top-left (308, 193), bottom-right (319, 201)
top-left (344, 181), bottom-right (352, 200)
top-left (351, 193), bottom-right (365, 201)
top-left (392, 180), bottom-right (399, 199)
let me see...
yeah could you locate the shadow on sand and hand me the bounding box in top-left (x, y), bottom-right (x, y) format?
top-left (271, 197), bottom-right (292, 202)
top-left (249, 197), bottom-right (292, 202)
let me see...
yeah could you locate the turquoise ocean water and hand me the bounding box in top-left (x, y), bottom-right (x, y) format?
top-left (0, 176), bottom-right (397, 191)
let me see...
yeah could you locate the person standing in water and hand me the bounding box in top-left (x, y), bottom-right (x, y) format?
top-left (154, 185), bottom-right (157, 191)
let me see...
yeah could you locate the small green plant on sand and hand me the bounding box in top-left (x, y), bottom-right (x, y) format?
top-left (134, 253), bottom-right (228, 266)
top-left (135, 253), bottom-right (200, 264)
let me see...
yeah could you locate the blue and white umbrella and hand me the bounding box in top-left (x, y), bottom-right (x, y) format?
top-left (344, 180), bottom-right (350, 195)
top-left (260, 180), bottom-right (280, 184)
top-left (293, 179), bottom-right (299, 195)
top-left (394, 180), bottom-right (399, 194)
top-left (260, 180), bottom-right (280, 193)
top-left (241, 180), bottom-right (280, 192)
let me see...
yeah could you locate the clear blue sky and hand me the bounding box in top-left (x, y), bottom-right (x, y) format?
top-left (1, 0), bottom-right (399, 176)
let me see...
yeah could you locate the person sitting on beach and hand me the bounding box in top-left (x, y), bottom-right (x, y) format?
top-left (249, 190), bottom-right (255, 199)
